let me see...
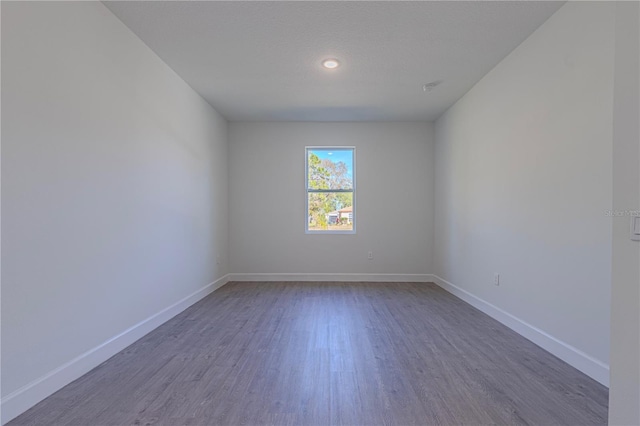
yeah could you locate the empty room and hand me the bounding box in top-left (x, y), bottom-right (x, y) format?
top-left (1, 1), bottom-right (639, 425)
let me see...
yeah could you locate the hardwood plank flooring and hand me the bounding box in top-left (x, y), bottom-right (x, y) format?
top-left (9, 282), bottom-right (608, 425)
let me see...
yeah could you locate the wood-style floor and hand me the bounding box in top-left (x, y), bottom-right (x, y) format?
top-left (9, 282), bottom-right (608, 426)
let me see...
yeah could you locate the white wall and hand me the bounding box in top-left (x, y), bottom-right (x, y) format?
top-left (609, 2), bottom-right (640, 424)
top-left (229, 122), bottom-right (434, 280)
top-left (1, 2), bottom-right (229, 422)
top-left (433, 1), bottom-right (614, 385)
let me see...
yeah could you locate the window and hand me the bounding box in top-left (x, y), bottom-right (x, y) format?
top-left (306, 147), bottom-right (355, 233)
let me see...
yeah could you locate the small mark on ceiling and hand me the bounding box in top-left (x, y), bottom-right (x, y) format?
top-left (423, 81), bottom-right (443, 92)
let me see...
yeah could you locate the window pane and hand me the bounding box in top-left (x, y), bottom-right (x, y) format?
top-left (307, 149), bottom-right (353, 190)
top-left (308, 192), bottom-right (353, 231)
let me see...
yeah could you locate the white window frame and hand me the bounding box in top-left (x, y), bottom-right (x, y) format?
top-left (305, 146), bottom-right (356, 235)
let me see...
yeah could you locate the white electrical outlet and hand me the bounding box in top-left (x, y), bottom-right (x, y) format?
top-left (216, 255), bottom-right (221, 265)
top-left (631, 216), bottom-right (640, 241)
top-left (494, 273), bottom-right (500, 286)
top-left (367, 251), bottom-right (373, 260)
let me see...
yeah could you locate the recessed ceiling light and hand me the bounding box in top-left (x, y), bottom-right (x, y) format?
top-left (322, 58), bottom-right (340, 69)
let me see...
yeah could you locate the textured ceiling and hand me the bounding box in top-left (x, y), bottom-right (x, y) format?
top-left (104, 1), bottom-right (564, 122)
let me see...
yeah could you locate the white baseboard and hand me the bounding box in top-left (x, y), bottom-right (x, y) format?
top-left (0, 274), bottom-right (231, 425)
top-left (431, 274), bottom-right (610, 387)
top-left (229, 273), bottom-right (434, 282)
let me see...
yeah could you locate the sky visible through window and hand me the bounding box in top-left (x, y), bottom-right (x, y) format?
top-left (311, 149), bottom-right (353, 182)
